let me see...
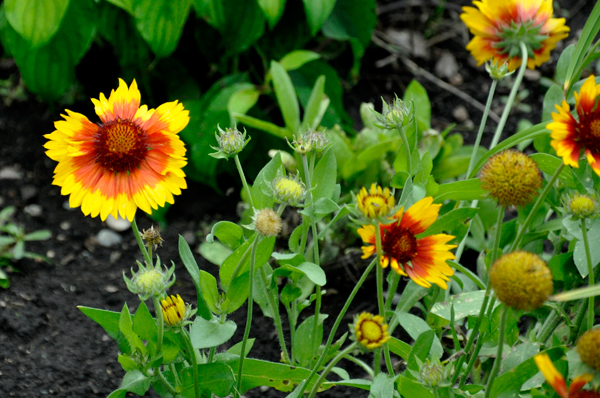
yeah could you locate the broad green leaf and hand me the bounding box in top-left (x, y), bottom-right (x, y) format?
top-left (289, 262), bottom-right (326, 286)
top-left (279, 50), bottom-right (321, 72)
top-left (199, 241), bottom-right (232, 266)
top-left (206, 221), bottom-right (244, 250)
top-left (133, 0), bottom-right (192, 58)
top-left (119, 303), bottom-right (147, 355)
top-left (556, 44), bottom-right (575, 86)
top-left (227, 86), bottom-right (260, 117)
top-left (395, 281), bottom-right (427, 312)
top-left (178, 363), bottom-right (235, 397)
top-left (542, 84), bottom-right (564, 123)
top-left (403, 79), bottom-right (431, 131)
top-left (221, 0), bottom-right (265, 56)
top-left (396, 375), bottom-right (435, 398)
top-left (311, 148), bottom-right (337, 202)
top-left (250, 152), bottom-right (284, 209)
top-left (120, 370), bottom-right (152, 396)
top-left (192, 0), bottom-right (225, 30)
top-left (431, 291), bottom-right (499, 322)
top-left (406, 330), bottom-right (434, 380)
top-left (500, 342), bottom-right (540, 375)
top-left (222, 272), bottom-right (250, 313)
top-left (271, 60), bottom-right (300, 135)
top-left (433, 179), bottom-right (486, 202)
top-left (293, 315), bottom-right (323, 367)
top-left (530, 153), bottom-right (576, 188)
top-left (199, 270), bottom-right (220, 314)
top-left (369, 373), bottom-right (396, 398)
top-left (78, 306), bottom-right (120, 339)
top-left (257, 0), bottom-right (286, 29)
top-left (321, 0), bottom-right (376, 47)
top-left (4, 0), bottom-right (69, 47)
top-left (190, 317), bottom-right (237, 349)
top-left (301, 0), bottom-right (336, 36)
top-left (393, 312), bottom-right (443, 359)
top-left (105, 0), bottom-right (134, 14)
top-left (220, 235), bottom-right (276, 289)
top-left (179, 235), bottom-right (212, 320)
top-left (388, 337), bottom-right (411, 361)
top-left (132, 301), bottom-right (157, 343)
top-left (469, 123), bottom-right (549, 178)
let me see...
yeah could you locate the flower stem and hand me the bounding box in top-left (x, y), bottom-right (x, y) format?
top-left (489, 42), bottom-right (529, 149)
top-left (181, 328), bottom-right (200, 398)
top-left (510, 163), bottom-right (565, 251)
top-left (260, 266), bottom-right (291, 363)
top-left (132, 217), bottom-right (152, 266)
top-left (484, 305), bottom-right (509, 398)
top-left (307, 343), bottom-right (358, 398)
top-left (236, 236), bottom-right (260, 395)
top-left (399, 125), bottom-right (412, 175)
top-left (466, 80), bottom-right (498, 177)
top-left (296, 258), bottom-right (378, 398)
top-left (235, 154), bottom-right (254, 210)
top-left (151, 296), bottom-right (176, 395)
top-left (582, 217), bottom-right (595, 328)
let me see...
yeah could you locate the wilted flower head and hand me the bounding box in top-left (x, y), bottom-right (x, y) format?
top-left (210, 126), bottom-right (250, 159)
top-left (578, 329), bottom-right (600, 372)
top-left (461, 0), bottom-right (569, 71)
top-left (124, 260), bottom-right (175, 301)
top-left (480, 149), bottom-right (542, 207)
top-left (288, 129), bottom-right (330, 154)
top-left (563, 192), bottom-right (600, 220)
top-left (141, 225), bottom-right (164, 249)
top-left (372, 95), bottom-right (413, 130)
top-left (489, 251), bottom-right (553, 311)
top-left (351, 312), bottom-right (390, 350)
top-left (272, 172), bottom-right (306, 207)
top-left (251, 208), bottom-right (282, 237)
top-left (356, 183), bottom-right (395, 219)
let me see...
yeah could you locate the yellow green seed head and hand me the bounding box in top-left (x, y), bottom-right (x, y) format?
top-left (480, 149), bottom-right (542, 207)
top-left (489, 251), bottom-right (553, 311)
top-left (577, 329), bottom-right (600, 371)
top-left (253, 208), bottom-right (282, 237)
top-left (272, 173), bottom-right (306, 206)
top-left (563, 192), bottom-right (600, 219)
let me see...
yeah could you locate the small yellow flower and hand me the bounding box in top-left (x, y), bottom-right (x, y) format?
top-left (578, 329), bottom-right (600, 372)
top-left (489, 251), bottom-right (553, 311)
top-left (253, 208), bottom-right (282, 237)
top-left (272, 173), bottom-right (306, 206)
top-left (161, 294), bottom-right (186, 326)
top-left (353, 312), bottom-right (390, 350)
top-left (480, 149), bottom-right (542, 208)
top-left (534, 352), bottom-right (595, 398)
top-left (356, 183), bottom-right (395, 219)
top-left (563, 192), bottom-right (600, 220)
top-left (461, 0), bottom-right (569, 71)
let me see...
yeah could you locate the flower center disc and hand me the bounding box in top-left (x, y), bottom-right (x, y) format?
top-left (361, 320), bottom-right (383, 342)
top-left (94, 120), bottom-right (148, 173)
top-left (364, 196), bottom-right (388, 213)
top-left (382, 227), bottom-right (418, 264)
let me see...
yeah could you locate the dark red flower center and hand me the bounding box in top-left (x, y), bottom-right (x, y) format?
top-left (94, 119), bottom-right (149, 173)
top-left (382, 225), bottom-right (418, 264)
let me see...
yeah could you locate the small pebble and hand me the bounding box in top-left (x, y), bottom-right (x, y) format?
top-left (109, 251), bottom-right (121, 263)
top-left (62, 201), bottom-right (75, 211)
top-left (105, 214), bottom-right (131, 232)
top-left (0, 167), bottom-right (22, 180)
top-left (104, 285), bottom-right (118, 293)
top-left (452, 105), bottom-right (470, 122)
top-left (60, 221), bottom-right (71, 230)
top-left (96, 229), bottom-right (122, 248)
top-left (20, 185), bottom-right (37, 201)
top-left (46, 250), bottom-right (55, 259)
top-left (23, 204), bottom-right (42, 217)
top-left (182, 231), bottom-right (196, 245)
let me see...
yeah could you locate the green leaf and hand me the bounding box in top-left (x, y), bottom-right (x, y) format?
top-left (199, 241), bottom-right (232, 266)
top-left (530, 153), bottom-right (576, 188)
top-left (232, 113), bottom-right (289, 139)
top-left (406, 329), bottom-right (434, 379)
top-left (388, 337), bottom-right (411, 361)
top-left (433, 179), bottom-right (486, 202)
top-left (396, 375), bottom-right (435, 398)
top-left (542, 84), bottom-right (565, 123)
top-left (23, 229), bottom-right (51, 241)
top-left (420, 207), bottom-right (478, 237)
top-left (178, 363), bottom-right (235, 397)
top-left (301, 75), bottom-right (326, 129)
top-left (552, 284), bottom-right (600, 301)
top-left (250, 152), bottom-right (284, 209)
top-left (221, 0), bottom-right (265, 56)
top-left (220, 235), bottom-right (276, 289)
top-left (292, 315), bottom-right (323, 367)
top-left (133, 0), bottom-right (192, 58)
top-left (257, 0), bottom-right (286, 29)
top-left (206, 221), bottom-right (244, 250)
top-left (289, 262), bottom-right (326, 286)
top-left (105, 0), bottom-right (134, 14)
top-left (199, 270), bottom-right (220, 314)
top-left (431, 291), bottom-right (499, 322)
top-left (301, 0), bottom-right (336, 36)
top-left (270, 60), bottom-right (300, 135)
top-left (119, 303), bottom-right (147, 355)
top-left (228, 87), bottom-right (260, 116)
top-left (120, 370), bottom-right (152, 396)
top-left (321, 0), bottom-right (376, 48)
top-left (393, 312), bottom-right (443, 358)
top-left (395, 281), bottom-right (427, 312)
top-left (4, 0), bottom-right (69, 47)
top-left (556, 44), bottom-right (575, 86)
top-left (192, 0), bottom-right (225, 30)
top-left (403, 80), bottom-right (431, 131)
top-left (279, 50), bottom-right (321, 72)
top-left (179, 235), bottom-right (212, 320)
top-left (78, 306), bottom-right (120, 339)
top-left (311, 148), bottom-right (337, 202)
top-left (222, 272), bottom-right (250, 313)
top-left (132, 301), bottom-right (157, 343)
top-left (369, 373), bottom-right (396, 398)
top-left (190, 317), bottom-right (237, 349)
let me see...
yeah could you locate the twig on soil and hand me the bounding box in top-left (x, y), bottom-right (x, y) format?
top-left (377, 0), bottom-right (464, 14)
top-left (371, 32), bottom-right (502, 124)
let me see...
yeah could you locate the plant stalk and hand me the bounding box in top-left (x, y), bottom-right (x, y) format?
top-left (181, 328), bottom-right (200, 398)
top-left (235, 154), bottom-right (254, 210)
top-left (582, 217), bottom-right (595, 328)
top-left (132, 217), bottom-right (152, 266)
top-left (484, 306), bottom-right (509, 398)
top-left (308, 343), bottom-right (358, 398)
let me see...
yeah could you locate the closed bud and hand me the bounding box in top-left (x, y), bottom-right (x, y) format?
top-left (210, 126), bottom-right (250, 159)
top-left (372, 94), bottom-right (414, 130)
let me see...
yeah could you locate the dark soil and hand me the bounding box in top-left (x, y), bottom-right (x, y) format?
top-left (0, 1), bottom-right (594, 397)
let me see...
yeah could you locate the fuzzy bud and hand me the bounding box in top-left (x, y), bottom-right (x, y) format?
top-left (485, 60), bottom-right (514, 80)
top-left (272, 173), bottom-right (306, 206)
top-left (253, 208), bottom-right (282, 237)
top-left (372, 94), bottom-right (413, 130)
top-left (210, 126), bottom-right (250, 159)
top-left (124, 260), bottom-right (175, 301)
top-left (577, 329), bottom-right (600, 371)
top-left (563, 192), bottom-right (600, 220)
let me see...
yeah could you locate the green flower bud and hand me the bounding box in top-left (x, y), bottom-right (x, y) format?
top-left (372, 94), bottom-right (414, 130)
top-left (210, 126), bottom-right (250, 159)
top-left (124, 259), bottom-right (175, 301)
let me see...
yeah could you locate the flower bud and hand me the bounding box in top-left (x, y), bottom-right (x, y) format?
top-left (577, 329), bottom-right (600, 371)
top-left (288, 129), bottom-right (330, 154)
top-left (161, 294), bottom-right (195, 327)
top-left (356, 183), bottom-right (395, 219)
top-left (253, 208), bottom-right (282, 237)
top-left (124, 260), bottom-right (175, 301)
top-left (480, 149), bottom-right (542, 207)
top-left (485, 60), bottom-right (514, 80)
top-left (489, 251), bottom-right (553, 311)
top-left (372, 94), bottom-right (413, 130)
top-left (351, 312), bottom-right (390, 350)
top-left (272, 172), bottom-right (306, 207)
top-left (563, 192), bottom-right (600, 220)
top-left (210, 126), bottom-right (250, 159)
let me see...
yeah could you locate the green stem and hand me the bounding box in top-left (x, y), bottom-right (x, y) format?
top-left (571, 299), bottom-right (588, 343)
top-left (489, 42), bottom-right (529, 149)
top-left (459, 331), bottom-right (486, 389)
top-left (236, 236), bottom-right (260, 395)
top-left (399, 125), bottom-right (412, 175)
top-left (260, 266), bottom-right (291, 363)
top-left (582, 217), bottom-right (595, 328)
top-left (491, 207), bottom-right (505, 265)
top-left (235, 154), bottom-right (254, 210)
top-left (536, 310), bottom-right (561, 344)
top-left (155, 367), bottom-right (178, 395)
top-left (132, 218), bottom-right (152, 266)
top-left (208, 346), bottom-right (216, 363)
top-left (466, 80), bottom-right (498, 177)
top-left (510, 163), bottom-right (565, 251)
top-left (308, 343), bottom-right (358, 398)
top-left (181, 328), bottom-right (200, 398)
top-left (484, 306), bottom-right (509, 398)
top-left (296, 258), bottom-right (378, 397)
top-left (151, 296), bottom-right (176, 394)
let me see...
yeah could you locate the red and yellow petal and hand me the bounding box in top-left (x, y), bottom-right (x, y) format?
top-left (400, 197), bottom-right (441, 235)
top-left (569, 374), bottom-right (594, 395)
top-left (534, 353), bottom-right (568, 398)
top-left (576, 75), bottom-right (600, 115)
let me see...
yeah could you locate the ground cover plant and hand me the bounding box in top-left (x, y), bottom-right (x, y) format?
top-left (3, 0), bottom-right (600, 397)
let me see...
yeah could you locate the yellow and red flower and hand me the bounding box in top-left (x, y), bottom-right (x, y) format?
top-left (358, 197), bottom-right (456, 289)
top-left (44, 79), bottom-right (189, 221)
top-left (461, 0), bottom-right (569, 71)
top-left (549, 75), bottom-right (600, 176)
top-left (534, 353), bottom-right (598, 398)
